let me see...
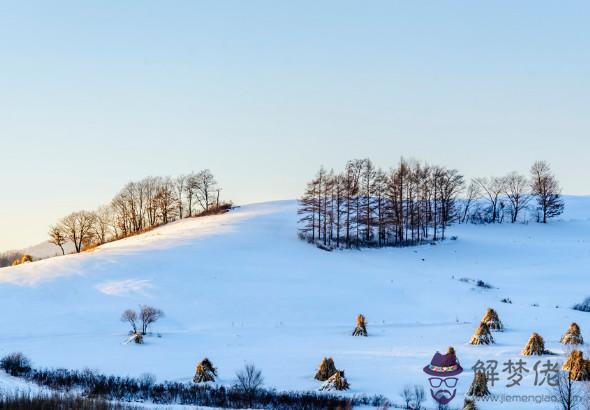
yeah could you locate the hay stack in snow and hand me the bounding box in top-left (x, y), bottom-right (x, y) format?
top-left (319, 370), bottom-right (349, 391)
top-left (314, 357), bottom-right (337, 381)
top-left (193, 358), bottom-right (217, 383)
top-left (352, 314), bottom-right (368, 337)
top-left (463, 398), bottom-right (477, 410)
top-left (522, 332), bottom-right (548, 355)
top-left (561, 322), bottom-right (584, 345)
top-left (467, 371), bottom-right (490, 397)
top-left (481, 308), bottom-right (503, 331)
top-left (469, 322), bottom-right (494, 345)
top-left (562, 350), bottom-right (590, 381)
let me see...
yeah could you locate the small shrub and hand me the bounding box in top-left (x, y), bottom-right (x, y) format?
top-left (450, 236), bottom-right (458, 241)
top-left (573, 297), bottom-right (590, 312)
top-left (0, 352), bottom-right (32, 377)
top-left (476, 280), bottom-right (493, 289)
top-left (500, 297), bottom-right (512, 304)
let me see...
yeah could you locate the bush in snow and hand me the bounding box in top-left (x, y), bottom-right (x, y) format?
top-left (352, 314), bottom-right (368, 336)
top-left (193, 358), bottom-right (217, 383)
top-left (572, 297), bottom-right (590, 313)
top-left (561, 323), bottom-right (584, 345)
top-left (475, 280), bottom-right (493, 289)
top-left (314, 357), bottom-right (337, 381)
top-left (0, 352), bottom-right (32, 377)
top-left (522, 332), bottom-right (549, 355)
top-left (469, 322), bottom-right (494, 345)
top-left (466, 371), bottom-right (490, 397)
top-left (500, 297), bottom-right (512, 304)
top-left (481, 308), bottom-right (503, 331)
top-left (319, 370), bottom-right (349, 391)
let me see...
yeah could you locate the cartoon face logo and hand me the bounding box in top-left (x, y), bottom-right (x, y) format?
top-left (423, 348), bottom-right (463, 405)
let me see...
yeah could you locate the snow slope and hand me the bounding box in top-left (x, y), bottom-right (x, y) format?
top-left (1, 198), bottom-right (590, 409)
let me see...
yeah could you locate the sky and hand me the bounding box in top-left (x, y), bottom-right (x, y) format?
top-left (1, 1), bottom-right (589, 250)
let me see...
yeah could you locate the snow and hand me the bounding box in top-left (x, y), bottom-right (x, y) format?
top-left (1, 197), bottom-right (590, 409)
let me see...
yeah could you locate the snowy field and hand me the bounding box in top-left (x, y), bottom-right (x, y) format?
top-left (1, 197), bottom-right (590, 409)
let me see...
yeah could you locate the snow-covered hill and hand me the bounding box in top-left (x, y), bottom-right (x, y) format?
top-left (1, 198), bottom-right (590, 409)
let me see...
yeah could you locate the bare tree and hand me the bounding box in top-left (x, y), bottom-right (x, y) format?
top-left (503, 172), bottom-right (530, 223)
top-left (174, 174), bottom-right (187, 219)
top-left (121, 309), bottom-right (138, 333)
top-left (139, 305), bottom-right (164, 335)
top-left (48, 225), bottom-right (67, 255)
top-left (461, 182), bottom-right (480, 223)
top-left (58, 211), bottom-right (97, 253)
top-left (553, 370), bottom-right (582, 410)
top-left (473, 177), bottom-right (505, 223)
top-left (530, 160), bottom-right (564, 223)
top-left (92, 205), bottom-right (113, 244)
top-left (184, 172), bottom-right (199, 217)
top-left (195, 169), bottom-right (217, 212)
top-left (235, 363), bottom-right (264, 406)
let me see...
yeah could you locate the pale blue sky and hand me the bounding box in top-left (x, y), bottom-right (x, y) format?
top-left (1, 1), bottom-right (589, 250)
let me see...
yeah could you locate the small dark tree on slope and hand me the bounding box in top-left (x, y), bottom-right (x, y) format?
top-left (0, 353), bottom-right (32, 377)
top-left (140, 305), bottom-right (164, 335)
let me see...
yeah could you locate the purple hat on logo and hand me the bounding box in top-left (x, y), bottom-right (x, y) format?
top-left (423, 350), bottom-right (463, 377)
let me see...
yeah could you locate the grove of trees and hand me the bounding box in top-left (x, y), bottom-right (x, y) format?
top-left (49, 169), bottom-right (228, 253)
top-left (298, 159), bottom-right (565, 249)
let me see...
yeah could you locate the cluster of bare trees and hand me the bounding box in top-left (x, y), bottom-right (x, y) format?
top-left (464, 161), bottom-right (564, 224)
top-left (298, 158), bottom-right (464, 248)
top-left (49, 170), bottom-right (226, 254)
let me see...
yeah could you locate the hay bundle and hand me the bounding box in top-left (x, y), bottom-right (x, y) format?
top-left (562, 350), bottom-right (590, 381)
top-left (314, 357), bottom-right (337, 381)
top-left (561, 322), bottom-right (584, 345)
top-left (481, 308), bottom-right (503, 331)
top-left (352, 314), bottom-right (368, 337)
top-left (467, 371), bottom-right (490, 397)
top-left (469, 322), bottom-right (494, 345)
top-left (463, 398), bottom-right (477, 410)
top-left (193, 358), bottom-right (217, 383)
top-left (522, 332), bottom-right (547, 355)
top-left (319, 370), bottom-right (349, 391)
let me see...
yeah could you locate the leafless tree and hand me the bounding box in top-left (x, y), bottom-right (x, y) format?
top-left (121, 309), bottom-right (138, 333)
top-left (48, 225), bottom-right (67, 255)
top-left (58, 211), bottom-right (96, 253)
top-left (503, 172), bottom-right (531, 223)
top-left (553, 370), bottom-right (582, 410)
top-left (235, 363), bottom-right (264, 406)
top-left (195, 169), bottom-right (217, 212)
top-left (139, 305), bottom-right (164, 335)
top-left (184, 172), bottom-right (199, 217)
top-left (473, 177), bottom-right (505, 223)
top-left (92, 205), bottom-right (113, 244)
top-left (461, 182), bottom-right (480, 223)
top-left (530, 160), bottom-right (564, 223)
top-left (174, 174), bottom-right (187, 219)
top-left (154, 177), bottom-right (177, 224)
